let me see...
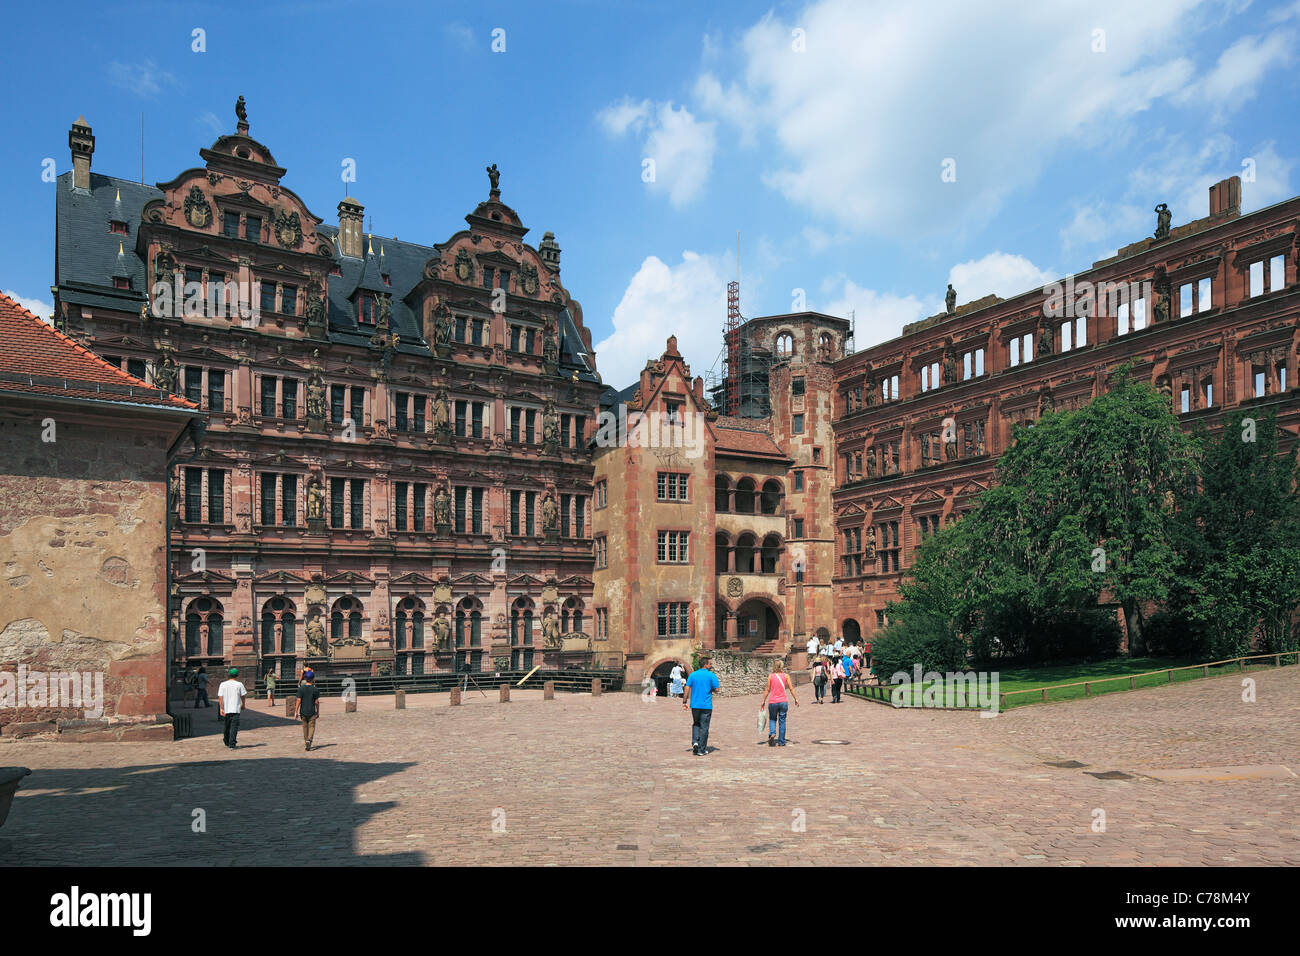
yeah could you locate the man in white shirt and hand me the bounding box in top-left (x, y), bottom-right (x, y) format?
top-left (669, 663), bottom-right (685, 697)
top-left (217, 667), bottom-right (247, 750)
top-left (806, 635), bottom-right (819, 656)
top-left (833, 637), bottom-right (844, 654)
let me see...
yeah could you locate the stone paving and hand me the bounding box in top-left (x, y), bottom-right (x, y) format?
top-left (1, 667), bottom-right (1297, 866)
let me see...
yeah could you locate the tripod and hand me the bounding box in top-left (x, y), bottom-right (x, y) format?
top-left (460, 664), bottom-right (487, 698)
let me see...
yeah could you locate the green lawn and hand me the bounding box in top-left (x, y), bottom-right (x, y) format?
top-left (849, 654), bottom-right (1298, 711)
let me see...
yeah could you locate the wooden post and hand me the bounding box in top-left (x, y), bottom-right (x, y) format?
top-left (1167, 670), bottom-right (1173, 683)
top-left (344, 697), bottom-right (357, 713)
top-left (394, 689), bottom-right (406, 709)
top-left (1202, 665), bottom-right (1209, 678)
top-left (1129, 676), bottom-right (1135, 690)
top-left (999, 693), bottom-right (1006, 711)
top-left (499, 684), bottom-right (510, 703)
top-left (450, 686), bottom-right (461, 706)
top-left (1238, 657), bottom-right (1244, 671)
top-left (1275, 654), bottom-right (1282, 667)
top-left (1041, 688), bottom-right (1047, 703)
top-left (591, 678), bottom-right (602, 696)
top-left (544, 680), bottom-right (555, 700)
top-left (1084, 682), bottom-right (1090, 697)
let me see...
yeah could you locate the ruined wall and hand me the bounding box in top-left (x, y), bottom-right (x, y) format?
top-left (0, 408), bottom-right (174, 740)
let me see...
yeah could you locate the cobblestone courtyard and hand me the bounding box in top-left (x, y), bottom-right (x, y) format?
top-left (2, 668), bottom-right (1297, 866)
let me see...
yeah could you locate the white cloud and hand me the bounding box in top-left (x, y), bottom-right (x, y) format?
top-left (107, 60), bottom-right (175, 99)
top-left (948, 253), bottom-right (1057, 302)
top-left (636, 0), bottom-right (1287, 236)
top-left (1196, 30), bottom-right (1296, 107)
top-left (443, 22), bottom-right (477, 52)
top-left (598, 100), bottom-right (716, 207)
top-left (196, 111), bottom-right (223, 138)
top-left (819, 277), bottom-right (931, 349)
top-left (5, 290), bottom-right (54, 324)
top-left (595, 251), bottom-right (730, 387)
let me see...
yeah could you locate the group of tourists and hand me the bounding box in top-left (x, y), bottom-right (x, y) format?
top-left (674, 634), bottom-right (871, 753)
top-left (179, 662), bottom-right (322, 752)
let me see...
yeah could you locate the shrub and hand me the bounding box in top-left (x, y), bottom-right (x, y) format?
top-left (870, 610), bottom-right (968, 681)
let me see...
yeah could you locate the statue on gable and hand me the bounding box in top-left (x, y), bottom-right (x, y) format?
top-left (486, 163), bottom-right (501, 193)
top-left (235, 96), bottom-right (248, 126)
top-left (1154, 203), bottom-right (1171, 240)
top-left (945, 284), bottom-right (956, 315)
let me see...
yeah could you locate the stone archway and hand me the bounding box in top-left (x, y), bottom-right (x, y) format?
top-left (736, 596), bottom-right (783, 652)
top-left (843, 619), bottom-right (861, 644)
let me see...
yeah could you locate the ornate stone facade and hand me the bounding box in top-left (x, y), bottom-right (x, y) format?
top-left (51, 104), bottom-right (602, 679)
top-left (830, 176), bottom-right (1300, 644)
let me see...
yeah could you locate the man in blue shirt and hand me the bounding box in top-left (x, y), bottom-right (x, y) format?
top-left (683, 656), bottom-right (720, 756)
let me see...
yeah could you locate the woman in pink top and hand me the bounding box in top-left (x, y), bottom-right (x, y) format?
top-left (759, 659), bottom-right (800, 747)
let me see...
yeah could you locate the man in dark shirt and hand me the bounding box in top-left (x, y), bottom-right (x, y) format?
top-left (293, 669), bottom-right (322, 752)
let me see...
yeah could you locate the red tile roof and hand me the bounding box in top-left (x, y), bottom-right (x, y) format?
top-left (714, 425), bottom-right (786, 458)
top-left (0, 291), bottom-right (197, 411)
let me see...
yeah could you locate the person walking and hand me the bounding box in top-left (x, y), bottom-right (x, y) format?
top-left (830, 656), bottom-right (844, 703)
top-left (806, 634), bottom-right (819, 657)
top-left (668, 662), bottom-right (685, 698)
top-left (841, 649), bottom-right (856, 689)
top-left (759, 660), bottom-right (799, 746)
top-left (294, 668), bottom-right (322, 752)
top-left (265, 670), bottom-right (277, 707)
top-left (811, 656), bottom-right (828, 704)
top-left (217, 667), bottom-right (247, 749)
top-left (193, 665), bottom-right (211, 710)
top-left (682, 655), bottom-right (720, 756)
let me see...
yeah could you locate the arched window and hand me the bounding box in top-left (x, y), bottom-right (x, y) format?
top-left (735, 477), bottom-right (756, 514)
top-left (735, 533), bottom-right (758, 574)
top-left (331, 596), bottom-right (363, 644)
top-left (775, 332), bottom-right (794, 357)
top-left (714, 475), bottom-right (732, 513)
top-left (760, 479), bottom-right (782, 515)
top-left (761, 534), bottom-right (782, 574)
top-left (511, 597), bottom-right (535, 645)
top-left (819, 331), bottom-right (835, 359)
top-left (260, 596), bottom-right (296, 656)
top-left (187, 597), bottom-right (224, 657)
top-left (456, 597), bottom-right (483, 647)
top-left (715, 532), bottom-right (732, 573)
top-left (562, 597), bottom-right (585, 635)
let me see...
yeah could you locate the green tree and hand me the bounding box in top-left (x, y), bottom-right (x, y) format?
top-left (1171, 411), bottom-right (1300, 657)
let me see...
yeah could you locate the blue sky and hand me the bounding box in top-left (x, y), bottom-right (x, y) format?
top-left (3, 0), bottom-right (1298, 388)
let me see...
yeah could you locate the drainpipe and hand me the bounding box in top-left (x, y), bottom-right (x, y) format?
top-left (165, 418), bottom-right (206, 722)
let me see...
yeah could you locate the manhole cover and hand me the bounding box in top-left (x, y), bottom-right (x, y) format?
top-left (747, 844), bottom-right (779, 853)
top-left (1086, 770), bottom-right (1134, 780)
top-left (813, 739), bottom-right (850, 745)
top-left (616, 844), bottom-right (638, 851)
top-left (1044, 760), bottom-right (1088, 768)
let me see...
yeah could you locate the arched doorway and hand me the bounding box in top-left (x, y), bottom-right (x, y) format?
top-left (736, 597), bottom-right (781, 652)
top-left (650, 659), bottom-right (684, 698)
top-left (843, 619), bottom-right (861, 645)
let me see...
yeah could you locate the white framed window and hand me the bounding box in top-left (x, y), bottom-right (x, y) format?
top-left (1269, 254), bottom-right (1285, 292)
top-left (1250, 260), bottom-right (1265, 297)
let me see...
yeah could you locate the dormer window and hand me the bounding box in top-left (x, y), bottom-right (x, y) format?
top-left (112, 276), bottom-right (130, 290)
top-left (109, 220), bottom-right (128, 235)
top-left (357, 293), bottom-right (375, 325)
top-left (382, 273), bottom-right (391, 286)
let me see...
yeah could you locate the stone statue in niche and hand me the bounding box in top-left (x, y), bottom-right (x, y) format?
top-left (306, 616), bottom-right (326, 657)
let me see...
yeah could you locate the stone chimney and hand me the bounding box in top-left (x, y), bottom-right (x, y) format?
top-left (69, 116), bottom-right (94, 190)
top-left (1209, 176), bottom-right (1241, 219)
top-left (337, 197), bottom-right (365, 258)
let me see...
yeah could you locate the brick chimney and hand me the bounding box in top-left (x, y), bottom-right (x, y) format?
top-left (69, 116), bottom-right (94, 190)
top-left (1209, 176), bottom-right (1241, 219)
top-left (337, 197), bottom-right (365, 258)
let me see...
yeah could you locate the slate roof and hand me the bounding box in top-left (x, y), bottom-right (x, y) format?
top-left (54, 168), bottom-right (600, 382)
top-left (0, 290), bottom-right (198, 412)
top-left (55, 171), bottom-right (160, 312)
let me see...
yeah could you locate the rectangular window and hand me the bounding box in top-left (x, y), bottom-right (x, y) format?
top-left (526, 410), bottom-right (536, 444)
top-left (792, 377), bottom-right (805, 396)
top-left (185, 468), bottom-right (203, 523)
top-left (1254, 368), bottom-right (1266, 398)
top-left (208, 469), bottom-right (225, 524)
top-left (793, 517), bottom-right (804, 538)
top-left (1270, 254), bottom-right (1285, 293)
top-left (1203, 381), bottom-right (1214, 409)
top-left (963, 352), bottom-right (972, 380)
top-left (560, 494), bottom-right (571, 537)
top-left (330, 477), bottom-right (345, 529)
top-left (244, 215), bottom-right (261, 242)
top-left (1060, 321), bottom-right (1072, 352)
top-left (793, 471), bottom-right (803, 491)
top-left (657, 530), bottom-right (690, 563)
top-left (510, 326), bottom-right (521, 352)
top-left (282, 378), bottom-right (297, 419)
top-left (472, 402), bottom-right (484, 439)
top-left (455, 316), bottom-right (467, 342)
top-left (330, 385), bottom-right (345, 425)
top-left (185, 366), bottom-right (203, 405)
top-left (455, 487), bottom-right (467, 534)
top-left (1198, 275), bottom-right (1212, 311)
top-left (1117, 302), bottom-right (1129, 336)
top-left (260, 282), bottom-right (276, 315)
top-left (793, 413), bottom-right (804, 434)
top-left (561, 414), bottom-right (572, 448)
top-left (1250, 261), bottom-right (1265, 297)
top-left (1133, 297), bottom-right (1146, 332)
top-left (472, 318), bottom-right (484, 346)
top-left (413, 397), bottom-right (426, 433)
top-left (413, 483), bottom-right (426, 531)
top-left (350, 388), bottom-right (364, 428)
top-left (260, 474), bottom-right (276, 526)
top-left (575, 495), bottom-right (585, 537)
top-left (261, 376), bottom-right (277, 418)
top-left (595, 479), bottom-right (607, 510)
top-left (657, 602), bottom-right (690, 638)
top-left (455, 400), bottom-right (467, 438)
top-left (1180, 282), bottom-right (1194, 318)
top-left (657, 473), bottom-right (688, 501)
top-left (1180, 386), bottom-right (1191, 414)
top-left (223, 212), bottom-right (239, 238)
top-left (394, 481), bottom-right (408, 531)
top-left (128, 358), bottom-right (147, 381)
top-left (350, 479), bottom-right (365, 529)
top-left (282, 474), bottom-right (297, 527)
top-left (472, 487), bottom-right (484, 534)
top-left (594, 536), bottom-right (608, 570)
top-left (511, 490), bottom-right (521, 536)
top-left (510, 407), bottom-right (521, 444)
top-left (208, 369), bottom-right (224, 411)
top-left (395, 393), bottom-right (409, 432)
top-left (526, 491), bottom-right (535, 536)
top-left (1010, 337), bottom-right (1021, 366)
top-left (482, 267), bottom-right (494, 290)
top-left (281, 285), bottom-right (297, 316)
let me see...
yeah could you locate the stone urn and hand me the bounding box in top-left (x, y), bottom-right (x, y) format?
top-left (0, 767), bottom-right (31, 828)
